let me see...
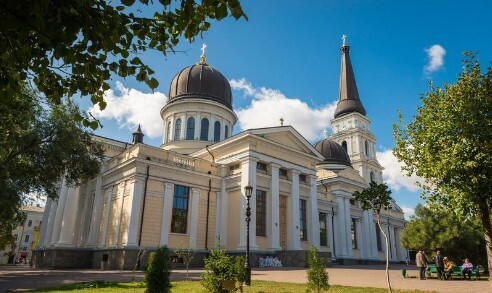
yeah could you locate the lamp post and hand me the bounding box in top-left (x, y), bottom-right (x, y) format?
top-left (244, 184), bottom-right (253, 286)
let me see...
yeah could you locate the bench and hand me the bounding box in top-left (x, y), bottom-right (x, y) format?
top-left (427, 264), bottom-right (481, 280)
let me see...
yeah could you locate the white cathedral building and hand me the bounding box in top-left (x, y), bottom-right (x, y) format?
top-left (34, 40), bottom-right (407, 269)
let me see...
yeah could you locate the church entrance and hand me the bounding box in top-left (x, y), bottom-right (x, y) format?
top-left (279, 195), bottom-right (287, 250)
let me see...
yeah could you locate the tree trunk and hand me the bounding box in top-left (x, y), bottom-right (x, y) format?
top-left (478, 200), bottom-right (492, 290)
top-left (377, 214), bottom-right (392, 293)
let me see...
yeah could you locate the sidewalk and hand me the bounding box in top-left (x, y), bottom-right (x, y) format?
top-left (0, 264), bottom-right (489, 292)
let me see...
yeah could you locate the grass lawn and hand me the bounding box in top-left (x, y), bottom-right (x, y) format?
top-left (32, 280), bottom-right (431, 292)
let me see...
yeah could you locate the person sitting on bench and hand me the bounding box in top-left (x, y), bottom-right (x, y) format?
top-left (443, 257), bottom-right (453, 280)
top-left (461, 258), bottom-right (473, 280)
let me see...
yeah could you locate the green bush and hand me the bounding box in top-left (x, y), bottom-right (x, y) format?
top-left (145, 246), bottom-right (172, 293)
top-left (306, 246), bottom-right (329, 293)
top-left (202, 247), bottom-right (242, 293)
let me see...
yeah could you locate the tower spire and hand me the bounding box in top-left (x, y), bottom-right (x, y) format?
top-left (334, 35), bottom-right (366, 118)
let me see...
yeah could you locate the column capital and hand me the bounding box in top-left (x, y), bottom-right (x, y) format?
top-left (291, 169), bottom-right (301, 176)
top-left (240, 156), bottom-right (259, 164)
top-left (270, 163), bottom-right (281, 170)
top-left (164, 182), bottom-right (175, 189)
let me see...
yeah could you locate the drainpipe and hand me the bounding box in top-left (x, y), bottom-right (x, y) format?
top-left (205, 179), bottom-right (211, 250)
top-left (137, 157), bottom-right (150, 270)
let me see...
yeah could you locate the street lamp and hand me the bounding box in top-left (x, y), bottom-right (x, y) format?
top-left (244, 184), bottom-right (253, 286)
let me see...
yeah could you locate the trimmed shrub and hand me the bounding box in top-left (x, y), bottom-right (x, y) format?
top-left (306, 246), bottom-right (329, 293)
top-left (201, 247), bottom-right (236, 293)
top-left (145, 246), bottom-right (172, 293)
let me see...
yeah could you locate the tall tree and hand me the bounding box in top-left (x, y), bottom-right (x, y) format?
top-left (0, 0), bottom-right (247, 128)
top-left (400, 204), bottom-right (486, 266)
top-left (353, 182), bottom-right (393, 293)
top-left (393, 53), bottom-right (492, 285)
top-left (0, 88), bottom-right (105, 249)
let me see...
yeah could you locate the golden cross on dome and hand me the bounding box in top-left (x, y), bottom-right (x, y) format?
top-left (201, 43), bottom-right (207, 56)
top-left (342, 34), bottom-right (347, 46)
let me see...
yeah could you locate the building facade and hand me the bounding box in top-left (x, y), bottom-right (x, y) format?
top-left (34, 41), bottom-right (407, 269)
top-left (1, 205), bottom-right (44, 264)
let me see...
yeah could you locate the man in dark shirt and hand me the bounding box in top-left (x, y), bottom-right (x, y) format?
top-left (434, 250), bottom-right (444, 280)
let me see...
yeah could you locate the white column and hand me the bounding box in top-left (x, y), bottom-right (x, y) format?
top-left (43, 199), bottom-right (57, 247)
top-left (287, 170), bottom-right (301, 250)
top-left (194, 112), bottom-right (201, 140)
top-left (380, 221), bottom-right (388, 258)
top-left (123, 177), bottom-right (145, 247)
top-left (368, 212), bottom-right (379, 258)
top-left (112, 181), bottom-right (126, 246)
top-left (334, 194), bottom-right (347, 256)
top-left (308, 175), bottom-right (320, 248)
top-left (159, 182), bottom-right (174, 246)
top-left (208, 114), bottom-right (215, 142)
top-left (220, 118), bottom-right (225, 140)
top-left (56, 187), bottom-right (81, 246)
top-left (356, 218), bottom-right (363, 256)
top-left (345, 197), bottom-right (353, 256)
top-left (361, 211), bottom-right (371, 258)
top-left (50, 177), bottom-right (69, 245)
top-left (38, 199), bottom-right (52, 248)
top-left (268, 163), bottom-right (281, 251)
top-left (86, 175), bottom-right (104, 247)
top-left (327, 211), bottom-right (334, 256)
top-left (78, 184), bottom-right (92, 246)
top-left (99, 187), bottom-right (113, 247)
top-left (180, 114), bottom-right (186, 140)
top-left (219, 166), bottom-right (228, 247)
top-left (188, 187), bottom-right (200, 248)
top-left (389, 225), bottom-right (397, 260)
top-left (238, 157), bottom-right (258, 250)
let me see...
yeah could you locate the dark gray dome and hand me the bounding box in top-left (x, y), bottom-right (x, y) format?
top-left (168, 63), bottom-right (232, 110)
top-left (314, 139), bottom-right (351, 166)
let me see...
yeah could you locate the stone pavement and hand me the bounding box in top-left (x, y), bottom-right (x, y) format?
top-left (0, 264), bottom-right (490, 292)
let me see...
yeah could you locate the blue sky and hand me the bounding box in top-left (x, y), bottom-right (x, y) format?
top-left (84, 0), bottom-right (492, 218)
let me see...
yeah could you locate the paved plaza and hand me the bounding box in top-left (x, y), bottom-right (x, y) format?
top-left (0, 264), bottom-right (489, 292)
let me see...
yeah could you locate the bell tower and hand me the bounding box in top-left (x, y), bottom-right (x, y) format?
top-left (329, 36), bottom-right (384, 184)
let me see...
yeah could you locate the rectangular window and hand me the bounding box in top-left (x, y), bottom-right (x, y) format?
top-left (319, 212), bottom-right (327, 247)
top-left (299, 174), bottom-right (306, 182)
top-left (27, 220), bottom-right (32, 227)
top-left (171, 185), bottom-right (190, 234)
top-left (279, 168), bottom-right (288, 178)
top-left (22, 247), bottom-right (27, 252)
top-left (351, 218), bottom-right (357, 249)
top-left (299, 199), bottom-right (307, 241)
top-left (376, 223), bottom-right (382, 252)
top-left (256, 162), bottom-right (267, 172)
top-left (14, 234), bottom-right (18, 242)
top-left (24, 235), bottom-right (30, 243)
top-left (229, 164), bottom-right (240, 171)
top-left (256, 190), bottom-right (267, 237)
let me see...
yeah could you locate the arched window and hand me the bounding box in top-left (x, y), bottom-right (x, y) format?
top-left (370, 171), bottom-right (375, 182)
top-left (200, 118), bottom-right (209, 141)
top-left (214, 121), bottom-right (221, 142)
top-left (186, 117), bottom-right (195, 140)
top-left (174, 118), bottom-right (181, 141)
top-left (167, 122), bottom-right (172, 142)
top-left (342, 141), bottom-right (348, 152)
top-left (365, 140), bottom-right (369, 156)
top-left (224, 125), bottom-right (229, 139)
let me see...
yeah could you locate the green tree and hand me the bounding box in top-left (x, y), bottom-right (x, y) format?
top-left (393, 53), bottom-right (492, 280)
top-left (145, 246), bottom-right (172, 293)
top-left (306, 246), bottom-right (329, 293)
top-left (0, 0), bottom-right (247, 127)
top-left (353, 182), bottom-right (393, 293)
top-left (401, 204), bottom-right (486, 266)
top-left (0, 88), bottom-right (104, 249)
top-left (174, 243), bottom-right (196, 281)
top-left (201, 245), bottom-right (236, 293)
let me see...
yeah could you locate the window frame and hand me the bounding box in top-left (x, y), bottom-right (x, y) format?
top-left (170, 185), bottom-right (190, 234)
top-left (256, 189), bottom-right (267, 237)
top-left (174, 118), bottom-right (182, 141)
top-left (319, 212), bottom-right (327, 247)
top-left (214, 121), bottom-right (221, 142)
top-left (186, 117), bottom-right (195, 140)
top-left (351, 218), bottom-right (357, 249)
top-left (200, 118), bottom-right (209, 141)
top-left (299, 199), bottom-right (307, 241)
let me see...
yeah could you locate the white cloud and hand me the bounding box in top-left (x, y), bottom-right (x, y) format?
top-left (401, 205), bottom-right (415, 220)
top-left (231, 78), bottom-right (337, 142)
top-left (424, 44), bottom-right (446, 74)
top-left (376, 148), bottom-right (423, 192)
top-left (89, 81), bottom-right (167, 139)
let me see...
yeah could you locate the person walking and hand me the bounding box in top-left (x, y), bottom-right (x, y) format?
top-left (416, 249), bottom-right (428, 280)
top-left (434, 250), bottom-right (444, 280)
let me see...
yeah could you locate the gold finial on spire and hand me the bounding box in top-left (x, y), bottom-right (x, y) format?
top-left (342, 34), bottom-right (347, 46)
top-left (280, 118), bottom-right (284, 126)
top-left (197, 43), bottom-right (208, 65)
